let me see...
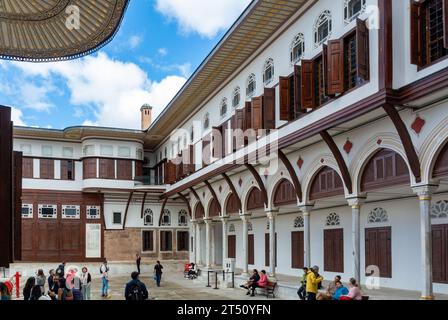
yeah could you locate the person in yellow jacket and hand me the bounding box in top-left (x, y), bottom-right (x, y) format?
top-left (306, 266), bottom-right (323, 300)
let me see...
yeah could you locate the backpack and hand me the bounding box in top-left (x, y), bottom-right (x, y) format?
top-left (127, 283), bottom-right (145, 301)
top-left (100, 265), bottom-right (109, 275)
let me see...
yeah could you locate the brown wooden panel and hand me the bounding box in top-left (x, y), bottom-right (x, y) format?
top-left (293, 65), bottom-right (302, 116)
top-left (165, 160), bottom-right (177, 184)
top-left (40, 159), bottom-right (54, 179)
top-left (291, 231), bottom-right (304, 269)
top-left (365, 227), bottom-right (392, 278)
top-left (301, 60), bottom-right (315, 109)
top-left (263, 87), bottom-right (276, 130)
top-left (356, 19), bottom-right (370, 82)
top-left (99, 158), bottom-right (115, 179)
top-left (244, 101), bottom-right (252, 131)
top-left (83, 158), bottom-right (97, 179)
top-left (228, 235), bottom-right (236, 259)
top-left (264, 233), bottom-right (277, 267)
top-left (327, 39), bottom-right (345, 95)
top-left (22, 157), bottom-right (33, 178)
top-left (246, 188), bottom-right (264, 211)
top-left (361, 149), bottom-right (410, 192)
top-left (117, 159), bottom-right (132, 180)
top-left (324, 229), bottom-right (344, 273)
top-left (444, 0), bottom-right (448, 48)
top-left (310, 166), bottom-right (344, 200)
top-left (432, 224), bottom-right (448, 283)
top-left (226, 193), bottom-right (240, 215)
top-left (60, 160), bottom-right (75, 181)
top-left (279, 76), bottom-right (290, 121)
top-left (209, 198), bottom-right (220, 217)
top-left (273, 179), bottom-right (297, 207)
top-left (251, 96), bottom-right (263, 131)
top-left (410, 0), bottom-right (422, 65)
top-left (248, 234), bottom-right (254, 265)
top-left (135, 161), bottom-right (143, 178)
top-left (13, 152), bottom-right (22, 261)
top-left (194, 203), bottom-right (204, 219)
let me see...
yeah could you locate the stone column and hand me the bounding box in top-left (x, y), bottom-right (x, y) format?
top-left (196, 222), bottom-right (202, 266)
top-left (221, 216), bottom-right (229, 264)
top-left (204, 218), bottom-right (212, 268)
top-left (190, 220), bottom-right (197, 264)
top-left (211, 220), bottom-right (216, 266)
top-left (241, 214), bottom-right (251, 275)
top-left (267, 210), bottom-right (278, 277)
top-left (347, 197), bottom-right (365, 283)
top-left (413, 185), bottom-right (438, 300)
top-left (299, 205), bottom-right (313, 267)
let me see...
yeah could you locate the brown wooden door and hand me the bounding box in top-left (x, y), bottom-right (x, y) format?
top-left (248, 234), bottom-right (254, 265)
top-left (324, 229), bottom-right (344, 273)
top-left (228, 235), bottom-right (236, 259)
top-left (432, 224), bottom-right (448, 283)
top-left (263, 88), bottom-right (276, 130)
top-left (365, 227), bottom-right (392, 278)
top-left (291, 231), bottom-right (304, 269)
top-left (265, 233), bottom-right (277, 267)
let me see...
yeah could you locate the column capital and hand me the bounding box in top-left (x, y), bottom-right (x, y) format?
top-left (265, 209), bottom-right (278, 220)
top-left (220, 216), bottom-right (230, 222)
top-left (240, 214), bottom-right (251, 222)
top-left (412, 184), bottom-right (439, 199)
top-left (203, 218), bottom-right (213, 224)
top-left (298, 204), bottom-right (314, 214)
top-left (346, 196), bottom-right (366, 208)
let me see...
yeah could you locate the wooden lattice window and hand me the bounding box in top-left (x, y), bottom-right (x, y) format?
top-left (314, 55), bottom-right (329, 106)
top-left (344, 33), bottom-right (358, 90)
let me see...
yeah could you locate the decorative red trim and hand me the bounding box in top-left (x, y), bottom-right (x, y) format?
top-left (411, 116), bottom-right (425, 134)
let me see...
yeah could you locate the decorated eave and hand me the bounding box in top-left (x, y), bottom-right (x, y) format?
top-left (13, 125), bottom-right (146, 142)
top-left (0, 0), bottom-right (129, 62)
top-left (145, 0), bottom-right (310, 150)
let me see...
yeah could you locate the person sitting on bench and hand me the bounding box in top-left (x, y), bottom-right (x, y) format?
top-left (187, 263), bottom-right (198, 279)
top-left (249, 270), bottom-right (268, 297)
top-left (240, 269), bottom-right (260, 295)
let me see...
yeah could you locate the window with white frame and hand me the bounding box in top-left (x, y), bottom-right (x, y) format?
top-left (22, 204), bottom-right (33, 219)
top-left (118, 146), bottom-right (131, 157)
top-left (178, 209), bottom-right (188, 226)
top-left (143, 208), bottom-right (154, 226)
top-left (263, 58), bottom-right (274, 85)
top-left (86, 206), bottom-right (101, 219)
top-left (344, 0), bottom-right (366, 24)
top-left (220, 98), bottom-right (228, 118)
top-left (246, 73), bottom-right (256, 98)
top-left (136, 149), bottom-right (143, 160)
top-left (62, 147), bottom-right (73, 158)
top-left (290, 33), bottom-right (305, 64)
top-left (248, 222), bottom-right (253, 232)
top-left (62, 205), bottom-right (80, 219)
top-left (367, 208), bottom-right (389, 223)
top-left (232, 87), bottom-right (241, 108)
top-left (325, 212), bottom-right (340, 226)
top-left (20, 144), bottom-right (31, 155)
top-left (42, 145), bottom-right (53, 157)
top-left (83, 145), bottom-right (95, 156)
top-left (161, 209), bottom-right (171, 226)
top-left (38, 204), bottom-right (57, 219)
top-left (314, 10), bottom-right (332, 47)
top-left (100, 145), bottom-right (113, 156)
top-left (203, 113), bottom-right (210, 130)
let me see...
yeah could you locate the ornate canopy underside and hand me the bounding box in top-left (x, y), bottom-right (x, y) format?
top-left (0, 0), bottom-right (129, 62)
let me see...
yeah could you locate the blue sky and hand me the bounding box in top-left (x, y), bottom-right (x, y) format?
top-left (0, 0), bottom-right (251, 129)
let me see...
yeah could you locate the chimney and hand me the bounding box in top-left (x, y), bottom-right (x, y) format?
top-left (140, 104), bottom-right (153, 131)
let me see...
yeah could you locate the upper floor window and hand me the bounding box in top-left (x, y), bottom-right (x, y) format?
top-left (161, 209), bottom-right (171, 226)
top-left (38, 204), bottom-right (57, 219)
top-left (86, 206), bottom-right (101, 219)
top-left (178, 209), bottom-right (188, 226)
top-left (83, 145), bottom-right (95, 156)
top-left (291, 33), bottom-right (305, 64)
top-left (136, 149), bottom-right (143, 160)
top-left (143, 208), bottom-right (153, 226)
top-left (42, 145), bottom-right (53, 157)
top-left (246, 73), bottom-right (256, 98)
top-left (62, 147), bottom-right (73, 158)
top-left (62, 205), bottom-right (80, 219)
top-left (118, 146), bottom-right (131, 157)
top-left (232, 87), bottom-right (241, 108)
top-left (263, 58), bottom-right (274, 85)
top-left (22, 204), bottom-right (33, 219)
top-left (314, 10), bottom-right (332, 47)
top-left (344, 0), bottom-right (366, 24)
top-left (21, 144), bottom-right (31, 155)
top-left (203, 113), bottom-right (210, 130)
top-left (100, 145), bottom-right (113, 156)
top-left (220, 98), bottom-right (228, 118)
top-left (411, 0), bottom-right (448, 67)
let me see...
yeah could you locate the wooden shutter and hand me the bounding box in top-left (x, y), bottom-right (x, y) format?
top-left (244, 101), bottom-right (252, 130)
top-left (444, 0), bottom-right (448, 48)
top-left (324, 229), bottom-right (333, 271)
top-left (279, 76), bottom-right (291, 121)
top-left (117, 160), bottom-right (132, 180)
top-left (324, 229), bottom-right (344, 272)
top-left (236, 109), bottom-right (245, 131)
top-left (432, 225), bottom-right (446, 283)
top-left (228, 235), bottom-right (236, 259)
top-left (60, 160), bottom-right (68, 180)
top-left (263, 88), bottom-right (276, 130)
top-left (378, 227), bottom-right (392, 278)
top-left (301, 60), bottom-right (315, 109)
top-left (322, 44), bottom-right (329, 96)
top-left (83, 158), bottom-right (97, 179)
top-left (291, 231), bottom-right (304, 269)
top-left (99, 159), bottom-right (114, 179)
top-left (294, 65), bottom-right (302, 116)
top-left (251, 96), bottom-right (263, 131)
top-left (212, 126), bottom-right (223, 160)
top-left (248, 234), bottom-right (254, 265)
top-left (410, 1), bottom-right (422, 65)
top-left (165, 160), bottom-right (177, 184)
top-left (327, 39), bottom-right (345, 95)
top-left (22, 158), bottom-right (33, 178)
top-left (40, 159), bottom-right (54, 179)
top-left (356, 19), bottom-right (370, 82)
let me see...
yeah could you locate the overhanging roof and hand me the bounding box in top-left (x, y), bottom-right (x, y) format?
top-left (145, 0), bottom-right (308, 150)
top-left (0, 0), bottom-right (129, 62)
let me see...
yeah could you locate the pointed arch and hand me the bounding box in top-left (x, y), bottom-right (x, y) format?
top-left (273, 179), bottom-right (297, 207)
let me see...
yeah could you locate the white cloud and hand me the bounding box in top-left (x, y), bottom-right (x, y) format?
top-left (128, 35), bottom-right (143, 49)
top-left (12, 53), bottom-right (186, 129)
top-left (11, 107), bottom-right (26, 126)
top-left (155, 0), bottom-right (251, 38)
top-left (158, 48), bottom-right (168, 56)
top-left (20, 83), bottom-right (56, 111)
